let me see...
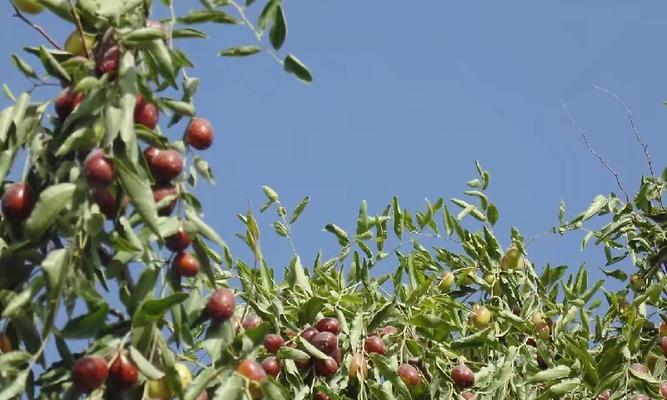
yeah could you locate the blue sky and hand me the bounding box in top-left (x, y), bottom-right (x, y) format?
top-left (2, 2), bottom-right (667, 284)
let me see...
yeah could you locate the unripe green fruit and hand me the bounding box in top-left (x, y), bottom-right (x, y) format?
top-left (501, 247), bottom-right (522, 270)
top-left (14, 0), bottom-right (43, 14)
top-left (471, 304), bottom-right (492, 329)
top-left (65, 31), bottom-right (96, 57)
top-left (439, 272), bottom-right (455, 291)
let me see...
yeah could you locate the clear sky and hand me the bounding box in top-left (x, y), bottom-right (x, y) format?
top-left (2, 1), bottom-right (667, 284)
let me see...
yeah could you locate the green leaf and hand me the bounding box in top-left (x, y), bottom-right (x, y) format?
top-left (178, 10), bottom-right (241, 24)
top-left (284, 54), bottom-right (313, 83)
top-left (220, 45), bottom-right (261, 57)
top-left (528, 365), bottom-right (571, 383)
top-left (60, 304), bottom-right (109, 339)
top-left (11, 54), bottom-right (37, 79)
top-left (25, 183), bottom-right (76, 238)
top-left (172, 28), bottom-right (208, 39)
top-left (115, 156), bottom-right (161, 236)
top-left (38, 46), bottom-right (70, 83)
top-left (0, 369), bottom-right (28, 400)
top-left (212, 374), bottom-right (244, 400)
top-left (129, 346), bottom-right (165, 380)
top-left (269, 5), bottom-right (287, 50)
top-left (289, 196), bottom-right (309, 224)
top-left (134, 293), bottom-right (189, 326)
top-left (186, 208), bottom-right (228, 250)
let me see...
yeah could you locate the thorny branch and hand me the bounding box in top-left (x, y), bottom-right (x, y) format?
top-left (595, 86), bottom-right (655, 178)
top-left (11, 1), bottom-right (62, 50)
top-left (562, 103), bottom-right (630, 202)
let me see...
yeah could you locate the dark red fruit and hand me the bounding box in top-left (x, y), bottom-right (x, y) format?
top-left (236, 359), bottom-right (267, 383)
top-left (660, 382), bottom-right (667, 399)
top-left (452, 364), bottom-right (474, 388)
top-left (261, 357), bottom-right (280, 378)
top-left (315, 317), bottom-right (341, 335)
top-left (134, 95), bottom-right (159, 129)
top-left (461, 392), bottom-right (475, 400)
top-left (55, 89), bottom-right (84, 120)
top-left (152, 184), bottom-right (178, 216)
top-left (242, 314), bottom-right (262, 330)
top-left (108, 354), bottom-right (138, 390)
top-left (314, 358), bottom-right (338, 377)
top-left (300, 327), bottom-right (319, 343)
top-left (173, 252), bottom-right (200, 277)
top-left (264, 334), bottom-right (285, 354)
top-left (397, 364), bottom-right (420, 386)
top-left (207, 288), bottom-right (235, 323)
top-left (93, 189), bottom-right (127, 220)
top-left (660, 336), bottom-right (667, 357)
top-left (149, 149), bottom-right (183, 183)
top-left (311, 332), bottom-right (337, 354)
top-left (165, 228), bottom-right (192, 252)
top-left (84, 150), bottom-right (115, 189)
top-left (314, 391), bottom-right (330, 400)
top-left (364, 336), bottom-right (386, 355)
top-left (185, 118), bottom-right (213, 150)
top-left (72, 356), bottom-right (108, 392)
top-left (196, 391), bottom-right (209, 400)
top-left (597, 389), bottom-right (611, 400)
top-left (144, 146), bottom-right (160, 164)
top-left (2, 183), bottom-right (34, 222)
top-left (96, 45), bottom-right (120, 77)
top-left (329, 347), bottom-right (342, 365)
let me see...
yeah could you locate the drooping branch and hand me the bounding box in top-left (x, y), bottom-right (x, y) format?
top-left (10, 1), bottom-right (63, 50)
top-left (562, 103), bottom-right (630, 202)
top-left (595, 86), bottom-right (655, 178)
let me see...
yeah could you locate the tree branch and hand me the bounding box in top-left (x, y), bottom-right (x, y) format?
top-left (11, 2), bottom-right (63, 50)
top-left (66, 0), bottom-right (91, 59)
top-left (594, 86), bottom-right (655, 178)
top-left (562, 103), bottom-right (630, 202)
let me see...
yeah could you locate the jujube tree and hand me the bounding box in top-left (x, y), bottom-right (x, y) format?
top-left (2, 1), bottom-right (667, 400)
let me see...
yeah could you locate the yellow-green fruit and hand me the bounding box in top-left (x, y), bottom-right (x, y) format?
top-left (531, 312), bottom-right (544, 327)
top-left (438, 272), bottom-right (455, 291)
top-left (629, 274), bottom-right (643, 292)
top-left (64, 31), bottom-right (96, 57)
top-left (500, 247), bottom-right (522, 270)
top-left (175, 363), bottom-right (193, 388)
top-left (536, 322), bottom-right (550, 340)
top-left (471, 304), bottom-right (492, 329)
top-left (14, 0), bottom-right (43, 14)
top-left (147, 363), bottom-right (192, 399)
top-left (147, 379), bottom-right (171, 399)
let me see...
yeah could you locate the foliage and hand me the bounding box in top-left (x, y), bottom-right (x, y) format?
top-left (1, 1), bottom-right (667, 400)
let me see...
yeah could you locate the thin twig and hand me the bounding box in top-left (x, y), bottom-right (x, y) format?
top-left (594, 86), bottom-right (655, 177)
top-left (562, 103), bottom-right (630, 202)
top-left (228, 0), bottom-right (283, 65)
top-left (66, 0), bottom-right (91, 59)
top-left (11, 2), bottom-right (62, 50)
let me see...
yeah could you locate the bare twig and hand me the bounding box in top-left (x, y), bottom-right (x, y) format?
top-left (10, 2), bottom-right (62, 50)
top-left (66, 0), bottom-right (91, 59)
top-left (562, 103), bottom-right (630, 202)
top-left (595, 86), bottom-right (655, 177)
